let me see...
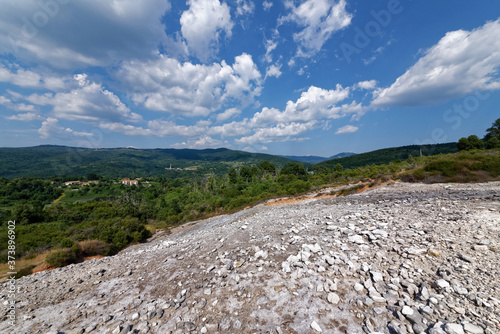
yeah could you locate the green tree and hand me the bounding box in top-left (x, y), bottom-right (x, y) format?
top-left (484, 118), bottom-right (500, 141)
top-left (457, 137), bottom-right (470, 151)
top-left (485, 137), bottom-right (500, 149)
top-left (467, 135), bottom-right (483, 150)
top-left (281, 162), bottom-right (308, 181)
top-left (258, 161), bottom-right (276, 175)
top-left (333, 163), bottom-right (343, 173)
top-left (239, 166), bottom-right (252, 182)
top-left (228, 168), bottom-right (238, 184)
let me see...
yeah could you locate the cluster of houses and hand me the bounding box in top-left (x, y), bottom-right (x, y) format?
top-left (61, 178), bottom-right (143, 188)
top-left (121, 178), bottom-right (140, 186)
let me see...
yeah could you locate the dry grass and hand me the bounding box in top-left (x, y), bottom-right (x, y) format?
top-left (0, 251), bottom-right (52, 282)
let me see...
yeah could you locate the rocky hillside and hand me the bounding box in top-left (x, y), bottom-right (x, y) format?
top-left (1, 182), bottom-right (499, 334)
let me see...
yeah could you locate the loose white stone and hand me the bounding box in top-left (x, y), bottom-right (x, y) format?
top-left (444, 323), bottom-right (464, 334)
top-left (463, 323), bottom-right (484, 334)
top-left (371, 271), bottom-right (383, 282)
top-left (327, 292), bottom-right (340, 305)
top-left (402, 306), bottom-right (413, 315)
top-left (348, 235), bottom-right (365, 244)
top-left (435, 279), bottom-right (450, 289)
top-left (311, 321), bottom-right (322, 332)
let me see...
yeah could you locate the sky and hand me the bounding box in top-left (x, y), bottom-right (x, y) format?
top-left (0, 0), bottom-right (499, 157)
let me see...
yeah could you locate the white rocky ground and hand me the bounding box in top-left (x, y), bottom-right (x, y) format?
top-left (1, 182), bottom-right (499, 334)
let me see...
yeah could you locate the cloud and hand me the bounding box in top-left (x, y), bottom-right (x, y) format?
top-left (227, 84), bottom-right (363, 144)
top-left (208, 120), bottom-right (252, 137)
top-left (180, 0), bottom-right (233, 61)
top-left (0, 64), bottom-right (67, 90)
top-left (172, 135), bottom-right (226, 149)
top-left (0, 0), bottom-right (170, 68)
top-left (355, 80), bottom-right (377, 90)
top-left (335, 124), bottom-right (358, 134)
top-left (265, 64), bottom-right (282, 79)
top-left (116, 53), bottom-right (262, 117)
top-left (263, 1), bottom-right (273, 11)
top-left (216, 108), bottom-right (241, 122)
top-left (284, 0), bottom-right (352, 58)
top-left (0, 95), bottom-right (36, 112)
top-left (236, 121), bottom-right (317, 144)
top-left (263, 39), bottom-right (278, 63)
top-left (236, 0), bottom-right (255, 16)
top-left (95, 82), bottom-right (365, 147)
top-left (372, 19), bottom-right (500, 107)
top-left (38, 117), bottom-right (96, 140)
top-left (5, 112), bottom-right (43, 121)
top-left (0, 0), bottom-right (171, 69)
top-left (26, 74), bottom-right (141, 123)
top-left (249, 85), bottom-right (359, 126)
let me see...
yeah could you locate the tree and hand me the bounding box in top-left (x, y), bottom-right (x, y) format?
top-left (281, 162), bottom-right (308, 180)
top-left (484, 118), bottom-right (500, 141)
top-left (457, 135), bottom-right (482, 151)
top-left (333, 163), bottom-right (343, 173)
top-left (467, 135), bottom-right (483, 150)
top-left (485, 136), bottom-right (500, 149)
top-left (258, 161), bottom-right (276, 175)
top-left (457, 137), bottom-right (469, 151)
top-left (228, 168), bottom-right (238, 184)
top-left (239, 166), bottom-right (252, 182)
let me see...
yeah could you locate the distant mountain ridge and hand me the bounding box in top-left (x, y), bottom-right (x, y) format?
top-left (280, 152), bottom-right (356, 164)
top-left (328, 152), bottom-right (357, 159)
top-left (317, 143), bottom-right (458, 170)
top-left (0, 145), bottom-right (295, 179)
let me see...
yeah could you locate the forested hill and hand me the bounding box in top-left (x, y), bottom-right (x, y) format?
top-left (0, 145), bottom-right (295, 179)
top-left (317, 143), bottom-right (458, 170)
top-left (278, 152), bottom-right (356, 164)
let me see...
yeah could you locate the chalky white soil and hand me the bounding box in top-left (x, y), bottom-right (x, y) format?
top-left (1, 182), bottom-right (499, 334)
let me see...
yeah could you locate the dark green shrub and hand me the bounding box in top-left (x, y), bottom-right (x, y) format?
top-left (424, 159), bottom-right (462, 176)
top-left (46, 246), bottom-right (79, 267)
top-left (60, 238), bottom-right (74, 248)
top-left (285, 180), bottom-right (311, 195)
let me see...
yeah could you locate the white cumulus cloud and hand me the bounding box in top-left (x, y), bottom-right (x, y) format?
top-left (25, 74), bottom-right (141, 123)
top-left (355, 80), bottom-right (377, 90)
top-left (372, 19), bottom-right (500, 107)
top-left (180, 0), bottom-right (233, 61)
top-left (335, 124), bottom-right (358, 134)
top-left (116, 53), bottom-right (262, 117)
top-left (263, 1), bottom-right (273, 11)
top-left (0, 0), bottom-right (171, 69)
top-left (38, 117), bottom-right (96, 140)
top-left (265, 64), bottom-right (282, 79)
top-left (216, 108), bottom-right (241, 122)
top-left (284, 0), bottom-right (352, 58)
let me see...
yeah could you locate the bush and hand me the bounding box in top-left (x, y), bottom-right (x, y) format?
top-left (60, 238), bottom-right (74, 248)
top-left (285, 180), bottom-right (311, 195)
top-left (45, 245), bottom-right (80, 267)
top-left (424, 159), bottom-right (462, 177)
top-left (78, 239), bottom-right (112, 257)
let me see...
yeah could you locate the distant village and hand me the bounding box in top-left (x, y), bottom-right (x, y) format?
top-left (61, 178), bottom-right (146, 188)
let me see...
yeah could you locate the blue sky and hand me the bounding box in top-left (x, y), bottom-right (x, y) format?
top-left (0, 0), bottom-right (499, 157)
